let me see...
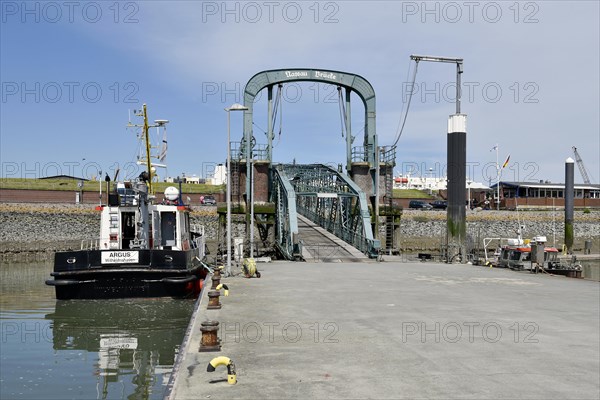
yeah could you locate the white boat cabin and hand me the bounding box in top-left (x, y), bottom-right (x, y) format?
top-left (98, 204), bottom-right (192, 251)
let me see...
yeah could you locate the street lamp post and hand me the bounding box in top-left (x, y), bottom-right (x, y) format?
top-left (225, 104), bottom-right (248, 277)
top-left (99, 169), bottom-right (102, 206)
top-left (467, 179), bottom-right (472, 210)
top-left (250, 158), bottom-right (255, 258)
top-left (77, 180), bottom-right (84, 203)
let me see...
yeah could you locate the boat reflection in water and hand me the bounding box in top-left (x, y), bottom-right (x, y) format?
top-left (45, 298), bottom-right (194, 399)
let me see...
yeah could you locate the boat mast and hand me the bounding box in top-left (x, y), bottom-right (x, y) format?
top-left (142, 104), bottom-right (153, 193)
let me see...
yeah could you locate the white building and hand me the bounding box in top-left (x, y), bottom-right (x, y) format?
top-left (184, 175), bottom-right (201, 184)
top-left (394, 175), bottom-right (447, 191)
top-left (165, 174), bottom-right (202, 184)
top-left (394, 175), bottom-right (489, 192)
top-left (208, 164), bottom-right (227, 186)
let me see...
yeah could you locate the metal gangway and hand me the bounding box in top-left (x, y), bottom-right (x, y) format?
top-left (271, 163), bottom-right (379, 260)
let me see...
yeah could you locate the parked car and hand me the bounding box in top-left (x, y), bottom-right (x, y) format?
top-left (201, 195), bottom-right (216, 205)
top-left (409, 200), bottom-right (433, 210)
top-left (430, 200), bottom-right (448, 210)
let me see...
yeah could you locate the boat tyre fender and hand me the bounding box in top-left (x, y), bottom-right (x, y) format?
top-left (193, 277), bottom-right (204, 297)
top-left (162, 275), bottom-right (197, 284)
top-left (45, 279), bottom-right (96, 286)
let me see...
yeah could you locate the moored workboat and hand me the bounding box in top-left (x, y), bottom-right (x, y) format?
top-left (496, 236), bottom-right (558, 270)
top-left (484, 235), bottom-right (582, 277)
top-left (45, 105), bottom-right (208, 299)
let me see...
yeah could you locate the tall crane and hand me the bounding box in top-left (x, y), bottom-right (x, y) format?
top-left (572, 146), bottom-right (591, 184)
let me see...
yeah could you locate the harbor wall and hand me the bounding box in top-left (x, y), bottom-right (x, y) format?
top-left (0, 203), bottom-right (244, 259)
top-left (1, 203), bottom-right (599, 255)
top-left (504, 197), bottom-right (600, 209)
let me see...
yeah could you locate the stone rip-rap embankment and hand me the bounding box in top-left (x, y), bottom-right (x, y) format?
top-left (0, 203), bottom-right (243, 252)
top-left (1, 203), bottom-right (599, 252)
top-left (398, 209), bottom-right (599, 251)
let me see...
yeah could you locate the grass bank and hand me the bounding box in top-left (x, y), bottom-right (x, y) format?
top-left (393, 189), bottom-right (434, 199)
top-left (0, 178), bottom-right (224, 194)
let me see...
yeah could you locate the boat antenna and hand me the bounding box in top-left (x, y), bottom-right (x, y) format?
top-left (516, 205), bottom-right (524, 241)
top-left (142, 104), bottom-right (153, 193)
top-left (126, 106), bottom-right (169, 193)
top-left (552, 198), bottom-right (556, 247)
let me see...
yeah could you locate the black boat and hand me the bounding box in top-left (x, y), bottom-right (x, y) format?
top-left (46, 105), bottom-right (208, 299)
top-left (46, 180), bottom-right (208, 299)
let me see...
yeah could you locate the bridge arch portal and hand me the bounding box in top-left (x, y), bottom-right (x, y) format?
top-left (242, 68), bottom-right (378, 171)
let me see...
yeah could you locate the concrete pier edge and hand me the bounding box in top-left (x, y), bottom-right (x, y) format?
top-left (164, 274), bottom-right (211, 399)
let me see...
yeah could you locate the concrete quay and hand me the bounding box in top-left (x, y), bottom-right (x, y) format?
top-left (168, 261), bottom-right (599, 400)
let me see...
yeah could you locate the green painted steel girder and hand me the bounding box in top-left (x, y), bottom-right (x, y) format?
top-left (279, 163), bottom-right (379, 257)
top-left (242, 68), bottom-right (377, 169)
top-left (272, 165), bottom-right (300, 259)
top-left (242, 69), bottom-right (381, 251)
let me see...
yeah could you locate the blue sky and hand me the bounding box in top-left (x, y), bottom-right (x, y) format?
top-left (1, 1), bottom-right (599, 184)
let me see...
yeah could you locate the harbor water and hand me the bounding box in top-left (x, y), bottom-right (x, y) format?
top-left (0, 261), bottom-right (195, 400)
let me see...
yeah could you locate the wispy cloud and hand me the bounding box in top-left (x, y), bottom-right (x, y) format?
top-left (1, 1), bottom-right (598, 182)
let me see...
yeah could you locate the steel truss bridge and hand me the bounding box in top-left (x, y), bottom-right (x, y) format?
top-left (222, 68), bottom-right (404, 261)
top-left (272, 164), bottom-right (379, 260)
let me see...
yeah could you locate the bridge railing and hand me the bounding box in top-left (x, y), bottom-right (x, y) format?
top-left (379, 146), bottom-right (396, 164)
top-left (351, 145), bottom-right (396, 164)
top-left (252, 144), bottom-right (268, 161)
top-left (296, 196), bottom-right (376, 256)
top-left (230, 141), bottom-right (243, 161)
top-left (230, 142), bottom-right (269, 162)
top-left (271, 166), bottom-right (300, 260)
top-left (281, 164), bottom-right (380, 258)
top-left (351, 146), bottom-right (368, 163)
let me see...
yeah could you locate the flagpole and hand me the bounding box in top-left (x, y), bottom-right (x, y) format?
top-left (496, 144), bottom-right (500, 211)
top-left (162, 125), bottom-right (168, 180)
